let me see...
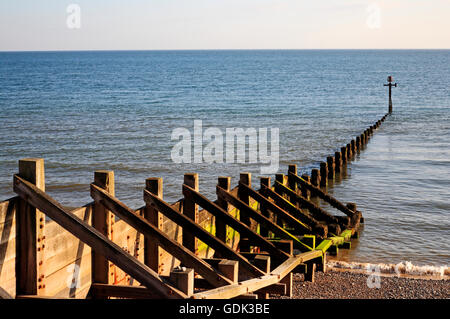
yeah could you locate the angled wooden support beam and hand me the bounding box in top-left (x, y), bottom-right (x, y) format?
top-left (193, 275), bottom-right (279, 299)
top-left (216, 186), bottom-right (311, 251)
top-left (144, 188), bottom-right (265, 279)
top-left (90, 183), bottom-right (233, 288)
top-left (287, 172), bottom-right (357, 219)
top-left (260, 184), bottom-right (327, 238)
top-left (182, 184), bottom-right (289, 261)
top-left (238, 182), bottom-right (311, 235)
top-left (14, 175), bottom-right (186, 299)
top-left (272, 181), bottom-right (347, 231)
top-left (16, 158), bottom-right (46, 296)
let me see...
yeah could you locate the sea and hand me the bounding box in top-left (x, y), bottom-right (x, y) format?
top-left (0, 50), bottom-right (449, 273)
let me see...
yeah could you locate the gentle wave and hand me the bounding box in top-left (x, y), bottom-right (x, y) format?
top-left (328, 260), bottom-right (449, 278)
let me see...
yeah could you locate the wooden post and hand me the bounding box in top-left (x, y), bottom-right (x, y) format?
top-left (351, 139), bottom-right (357, 153)
top-left (304, 263), bottom-right (316, 282)
top-left (144, 178), bottom-right (163, 273)
top-left (16, 158), bottom-right (46, 296)
top-left (320, 162), bottom-right (328, 187)
top-left (253, 255), bottom-right (271, 273)
top-left (169, 268), bottom-right (194, 297)
top-left (327, 157), bottom-right (335, 180)
top-left (216, 177), bottom-right (230, 244)
top-left (334, 151), bottom-right (342, 173)
top-left (183, 173), bottom-right (199, 254)
top-left (356, 136), bottom-right (361, 152)
top-left (278, 241), bottom-right (293, 297)
top-left (347, 143), bottom-right (352, 159)
top-left (274, 174), bottom-right (285, 227)
top-left (311, 169), bottom-right (320, 188)
top-left (287, 164), bottom-right (297, 193)
top-left (340, 146), bottom-right (347, 165)
top-left (218, 260), bottom-right (239, 283)
top-left (259, 177), bottom-right (271, 238)
top-left (238, 173), bottom-right (252, 252)
top-left (92, 170), bottom-right (114, 285)
top-left (300, 174), bottom-right (310, 200)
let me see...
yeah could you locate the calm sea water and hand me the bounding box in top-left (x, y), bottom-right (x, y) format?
top-left (0, 50), bottom-right (449, 267)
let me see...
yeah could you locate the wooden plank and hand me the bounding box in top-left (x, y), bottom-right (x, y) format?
top-left (0, 259), bottom-right (15, 297)
top-left (193, 275), bottom-right (279, 299)
top-left (288, 172), bottom-right (357, 218)
top-left (144, 189), bottom-right (265, 279)
top-left (183, 184), bottom-right (289, 260)
top-left (239, 182), bottom-right (311, 234)
top-left (14, 174), bottom-right (186, 299)
top-left (315, 239), bottom-right (332, 253)
top-left (90, 183), bottom-right (233, 288)
top-left (217, 186), bottom-right (312, 251)
top-left (271, 250), bottom-right (322, 279)
top-left (0, 197), bottom-right (17, 226)
top-left (44, 251), bottom-right (92, 298)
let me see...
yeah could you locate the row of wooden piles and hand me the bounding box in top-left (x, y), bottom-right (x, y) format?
top-left (0, 114), bottom-right (389, 299)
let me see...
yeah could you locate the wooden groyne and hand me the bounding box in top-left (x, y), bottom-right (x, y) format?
top-left (0, 113), bottom-right (390, 299)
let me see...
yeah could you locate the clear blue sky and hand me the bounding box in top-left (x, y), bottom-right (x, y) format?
top-left (1, 0), bottom-right (449, 51)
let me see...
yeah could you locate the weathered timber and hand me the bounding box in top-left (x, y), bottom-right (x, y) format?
top-left (183, 173), bottom-right (198, 254)
top-left (287, 172), bottom-right (358, 219)
top-left (260, 184), bottom-right (327, 238)
top-left (272, 181), bottom-right (347, 230)
top-left (92, 170), bottom-right (114, 286)
top-left (327, 156), bottom-right (335, 180)
top-left (143, 188), bottom-right (265, 279)
top-left (90, 183), bottom-right (233, 288)
top-left (238, 182), bottom-right (312, 235)
top-left (216, 186), bottom-right (312, 251)
top-left (215, 177), bottom-right (230, 244)
top-left (311, 169), bottom-right (320, 187)
top-left (16, 158), bottom-right (46, 296)
top-left (259, 177), bottom-right (271, 238)
top-left (320, 162), bottom-right (328, 187)
top-left (14, 175), bottom-right (186, 299)
top-left (170, 267), bottom-right (194, 297)
top-left (238, 173), bottom-right (252, 252)
top-left (182, 184), bottom-right (289, 260)
top-left (144, 178), bottom-right (163, 273)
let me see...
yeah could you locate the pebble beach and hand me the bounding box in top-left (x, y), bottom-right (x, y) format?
top-left (276, 269), bottom-right (449, 299)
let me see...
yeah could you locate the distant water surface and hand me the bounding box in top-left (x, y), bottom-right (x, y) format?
top-left (0, 50), bottom-right (449, 267)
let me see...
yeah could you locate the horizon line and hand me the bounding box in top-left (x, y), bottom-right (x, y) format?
top-left (1, 48), bottom-right (450, 53)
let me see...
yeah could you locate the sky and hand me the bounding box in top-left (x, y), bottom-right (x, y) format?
top-left (0, 0), bottom-right (449, 51)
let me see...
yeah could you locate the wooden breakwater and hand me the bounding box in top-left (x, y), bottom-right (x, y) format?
top-left (0, 113), bottom-right (389, 299)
